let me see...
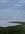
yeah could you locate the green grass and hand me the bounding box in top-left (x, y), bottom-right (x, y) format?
top-left (0, 23), bottom-right (25, 34)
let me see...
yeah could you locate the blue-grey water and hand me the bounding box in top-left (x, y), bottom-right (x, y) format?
top-left (0, 0), bottom-right (25, 27)
top-left (0, 20), bottom-right (22, 27)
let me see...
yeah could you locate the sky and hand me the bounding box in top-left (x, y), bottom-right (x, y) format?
top-left (0, 0), bottom-right (25, 27)
top-left (0, 0), bottom-right (25, 20)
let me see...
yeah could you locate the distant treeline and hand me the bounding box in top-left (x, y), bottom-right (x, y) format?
top-left (9, 21), bottom-right (25, 24)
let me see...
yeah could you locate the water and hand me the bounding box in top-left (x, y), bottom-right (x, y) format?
top-left (0, 20), bottom-right (21, 27)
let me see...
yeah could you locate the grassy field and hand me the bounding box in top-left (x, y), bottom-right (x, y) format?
top-left (0, 23), bottom-right (25, 34)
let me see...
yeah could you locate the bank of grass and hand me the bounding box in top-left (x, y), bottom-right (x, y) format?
top-left (0, 23), bottom-right (25, 34)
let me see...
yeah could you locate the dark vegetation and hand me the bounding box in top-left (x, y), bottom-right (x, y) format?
top-left (0, 23), bottom-right (25, 34)
top-left (9, 21), bottom-right (25, 24)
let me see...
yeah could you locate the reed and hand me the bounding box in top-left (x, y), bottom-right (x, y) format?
top-left (0, 23), bottom-right (25, 34)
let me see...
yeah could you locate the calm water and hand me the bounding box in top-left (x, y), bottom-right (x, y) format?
top-left (0, 20), bottom-right (21, 27)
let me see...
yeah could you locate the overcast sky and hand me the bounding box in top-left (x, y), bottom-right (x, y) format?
top-left (0, 0), bottom-right (25, 20)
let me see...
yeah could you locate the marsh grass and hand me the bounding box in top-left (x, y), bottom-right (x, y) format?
top-left (0, 23), bottom-right (25, 34)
